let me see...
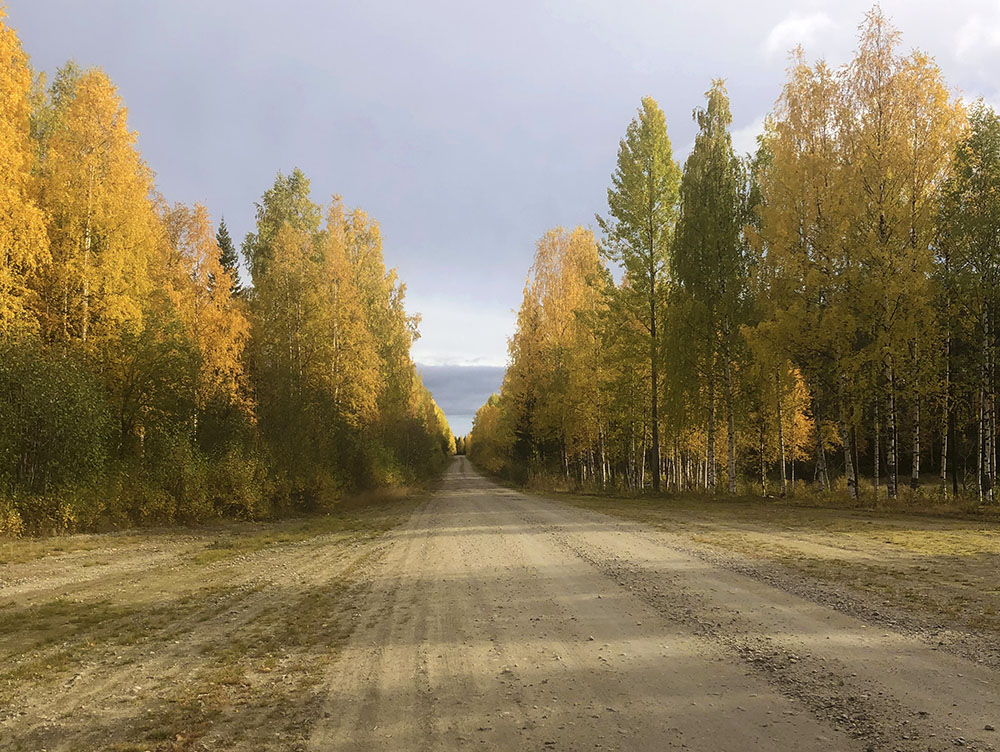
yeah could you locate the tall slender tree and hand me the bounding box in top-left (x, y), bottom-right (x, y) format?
top-left (597, 97), bottom-right (681, 492)
top-left (241, 168), bottom-right (321, 286)
top-left (672, 80), bottom-right (745, 493)
top-left (35, 66), bottom-right (159, 347)
top-left (940, 104), bottom-right (1000, 503)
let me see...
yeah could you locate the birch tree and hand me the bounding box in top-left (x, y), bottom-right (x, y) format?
top-left (672, 81), bottom-right (746, 493)
top-left (0, 10), bottom-right (47, 334)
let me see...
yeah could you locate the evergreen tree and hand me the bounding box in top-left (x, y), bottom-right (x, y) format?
top-left (216, 217), bottom-right (242, 297)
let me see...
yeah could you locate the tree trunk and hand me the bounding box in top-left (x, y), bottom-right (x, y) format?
top-left (839, 420), bottom-right (857, 499)
top-left (814, 400), bottom-right (829, 492)
top-left (885, 359), bottom-right (898, 499)
top-left (949, 390), bottom-right (959, 497)
top-left (941, 330), bottom-right (951, 495)
top-left (910, 400), bottom-right (920, 490)
top-left (978, 385), bottom-right (985, 504)
top-left (639, 430), bottom-right (647, 490)
top-left (707, 360), bottom-right (716, 492)
top-left (724, 349), bottom-right (737, 494)
top-left (839, 374), bottom-right (858, 500)
top-left (82, 231), bottom-right (90, 345)
top-left (982, 309), bottom-right (995, 503)
top-left (759, 419), bottom-right (767, 496)
top-left (841, 423), bottom-right (857, 499)
top-left (598, 428), bottom-right (607, 489)
top-left (874, 398), bottom-right (881, 499)
top-left (976, 385), bottom-right (986, 504)
top-left (776, 370), bottom-right (787, 497)
top-left (673, 437), bottom-right (680, 493)
top-left (852, 426), bottom-right (861, 497)
top-left (991, 320), bottom-right (997, 503)
top-left (82, 164), bottom-right (95, 345)
top-left (649, 257), bottom-right (661, 493)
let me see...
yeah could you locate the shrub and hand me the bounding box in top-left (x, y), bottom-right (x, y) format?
top-left (0, 339), bottom-right (109, 495)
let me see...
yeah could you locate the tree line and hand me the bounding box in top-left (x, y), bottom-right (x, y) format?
top-left (469, 9), bottom-right (998, 504)
top-left (0, 12), bottom-right (453, 535)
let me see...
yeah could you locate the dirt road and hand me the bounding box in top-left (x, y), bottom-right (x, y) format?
top-left (311, 457), bottom-right (998, 751)
top-left (3, 457), bottom-right (998, 751)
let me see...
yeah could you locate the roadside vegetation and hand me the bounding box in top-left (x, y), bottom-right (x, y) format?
top-left (555, 491), bottom-right (1000, 662)
top-left (468, 9), bottom-right (1000, 510)
top-left (0, 490), bottom-right (421, 751)
top-left (0, 11), bottom-right (453, 536)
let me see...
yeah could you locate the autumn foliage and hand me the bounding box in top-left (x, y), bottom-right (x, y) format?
top-left (470, 9), bottom-right (996, 504)
top-left (0, 12), bottom-right (452, 534)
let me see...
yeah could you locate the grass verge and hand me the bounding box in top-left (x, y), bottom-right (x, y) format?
top-left (0, 488), bottom-right (421, 752)
top-left (554, 491), bottom-right (1000, 642)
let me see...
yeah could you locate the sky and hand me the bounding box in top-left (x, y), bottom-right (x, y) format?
top-left (417, 365), bottom-right (503, 438)
top-left (7, 1), bottom-right (1000, 435)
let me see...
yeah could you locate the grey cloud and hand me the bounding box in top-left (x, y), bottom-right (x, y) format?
top-left (418, 365), bottom-right (504, 416)
top-left (7, 0), bottom-right (998, 387)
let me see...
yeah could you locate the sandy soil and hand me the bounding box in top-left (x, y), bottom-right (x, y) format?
top-left (3, 457), bottom-right (998, 751)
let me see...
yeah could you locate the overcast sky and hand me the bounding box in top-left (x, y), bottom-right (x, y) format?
top-left (7, 1), bottom-right (1000, 433)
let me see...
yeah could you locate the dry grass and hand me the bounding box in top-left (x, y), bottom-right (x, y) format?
top-left (0, 490), bottom-right (421, 752)
top-left (555, 491), bottom-right (1000, 639)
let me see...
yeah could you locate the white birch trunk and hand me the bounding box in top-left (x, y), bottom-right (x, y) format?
top-left (707, 362), bottom-right (716, 492)
top-left (724, 353), bottom-right (737, 495)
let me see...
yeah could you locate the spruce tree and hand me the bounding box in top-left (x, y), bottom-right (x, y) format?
top-left (216, 217), bottom-right (242, 296)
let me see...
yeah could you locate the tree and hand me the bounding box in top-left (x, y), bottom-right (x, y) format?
top-left (161, 204), bottom-right (249, 416)
top-left (0, 10), bottom-right (47, 334)
top-left (216, 217), bottom-right (242, 297)
top-left (34, 66), bottom-right (159, 347)
top-left (241, 168), bottom-right (321, 286)
top-left (755, 48), bottom-right (862, 495)
top-left (0, 339), bottom-right (108, 496)
top-left (672, 80), bottom-right (746, 493)
top-left (498, 228), bottom-right (606, 481)
top-left (468, 394), bottom-right (511, 475)
top-left (341, 205), bottom-right (418, 432)
top-left (100, 292), bottom-right (199, 458)
top-left (840, 9), bottom-right (962, 499)
top-left (597, 97), bottom-right (681, 492)
top-left (313, 197), bottom-right (381, 428)
top-left (244, 170), bottom-right (444, 499)
top-left (940, 104), bottom-right (1000, 502)
top-left (0, 10), bottom-right (450, 529)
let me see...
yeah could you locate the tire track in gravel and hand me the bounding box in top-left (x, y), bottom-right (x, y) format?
top-left (309, 458), bottom-right (872, 751)
top-left (504, 488), bottom-right (999, 752)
